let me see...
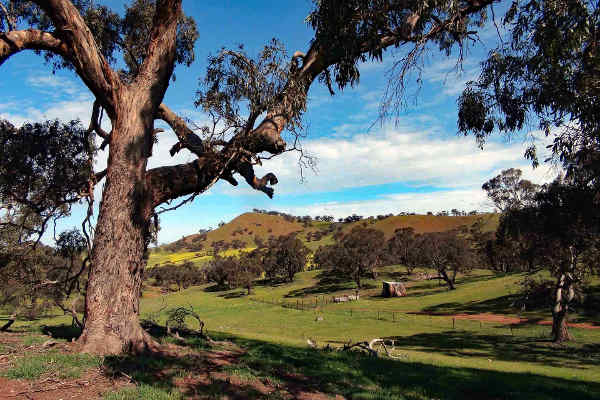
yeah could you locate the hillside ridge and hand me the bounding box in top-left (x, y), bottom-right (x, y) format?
top-left (158, 211), bottom-right (499, 253)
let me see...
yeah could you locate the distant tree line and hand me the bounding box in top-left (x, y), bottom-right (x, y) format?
top-left (146, 233), bottom-right (310, 295)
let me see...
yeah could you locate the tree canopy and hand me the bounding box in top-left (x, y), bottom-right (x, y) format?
top-left (458, 0), bottom-right (600, 188)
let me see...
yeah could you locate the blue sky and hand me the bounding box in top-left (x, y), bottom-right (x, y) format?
top-left (0, 1), bottom-right (559, 244)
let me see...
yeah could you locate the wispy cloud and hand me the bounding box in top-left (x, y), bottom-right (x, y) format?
top-left (243, 121), bottom-right (557, 197)
top-left (422, 58), bottom-right (479, 96)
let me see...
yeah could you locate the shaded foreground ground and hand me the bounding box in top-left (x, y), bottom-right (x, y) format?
top-left (1, 327), bottom-right (600, 400)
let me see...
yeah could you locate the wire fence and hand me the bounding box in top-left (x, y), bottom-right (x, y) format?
top-left (249, 296), bottom-right (553, 337)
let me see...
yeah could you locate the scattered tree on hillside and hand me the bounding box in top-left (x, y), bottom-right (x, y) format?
top-left (500, 178), bottom-right (600, 342)
top-left (146, 261), bottom-right (201, 291)
top-left (259, 234), bottom-right (309, 282)
top-left (386, 227), bottom-right (418, 274)
top-left (253, 235), bottom-right (265, 249)
top-left (229, 252), bottom-right (262, 295)
top-left (482, 169), bottom-right (539, 212)
top-left (318, 227), bottom-right (385, 289)
top-left (205, 256), bottom-right (237, 289)
top-left (411, 229), bottom-right (475, 290)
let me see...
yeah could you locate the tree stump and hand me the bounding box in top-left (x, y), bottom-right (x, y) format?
top-left (382, 281), bottom-right (406, 297)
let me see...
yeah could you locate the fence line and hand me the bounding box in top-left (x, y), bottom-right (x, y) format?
top-left (248, 296), bottom-right (552, 337)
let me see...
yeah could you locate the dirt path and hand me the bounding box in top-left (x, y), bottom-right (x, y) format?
top-left (433, 312), bottom-right (600, 329)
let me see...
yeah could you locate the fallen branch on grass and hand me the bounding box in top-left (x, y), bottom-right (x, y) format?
top-left (307, 337), bottom-right (406, 360)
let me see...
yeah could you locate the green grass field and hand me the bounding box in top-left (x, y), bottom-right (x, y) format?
top-left (5, 264), bottom-right (599, 399)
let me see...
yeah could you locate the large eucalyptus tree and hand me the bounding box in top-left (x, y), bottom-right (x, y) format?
top-left (0, 0), bottom-right (496, 354)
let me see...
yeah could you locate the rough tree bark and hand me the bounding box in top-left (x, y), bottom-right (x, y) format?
top-left (551, 272), bottom-right (575, 343)
top-left (78, 95), bottom-right (158, 353)
top-left (77, 0), bottom-right (181, 353)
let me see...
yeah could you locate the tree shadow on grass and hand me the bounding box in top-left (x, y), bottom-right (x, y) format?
top-left (203, 284), bottom-right (229, 292)
top-left (41, 324), bottom-right (81, 341)
top-left (218, 290), bottom-right (247, 299)
top-left (284, 270), bottom-right (376, 298)
top-left (421, 294), bottom-right (523, 315)
top-left (387, 330), bottom-right (600, 370)
top-left (582, 284), bottom-right (600, 320)
top-left (36, 320), bottom-right (591, 399)
top-left (169, 333), bottom-right (600, 399)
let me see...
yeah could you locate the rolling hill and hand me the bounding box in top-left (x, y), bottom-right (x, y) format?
top-left (154, 211), bottom-right (500, 256)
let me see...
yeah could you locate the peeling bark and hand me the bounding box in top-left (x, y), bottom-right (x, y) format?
top-left (78, 91), bottom-right (157, 354)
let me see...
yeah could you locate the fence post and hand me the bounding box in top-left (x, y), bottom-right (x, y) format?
top-left (296, 299), bottom-right (299, 310)
top-left (393, 312), bottom-right (395, 322)
top-left (378, 311), bottom-right (380, 320)
top-left (453, 318), bottom-right (455, 329)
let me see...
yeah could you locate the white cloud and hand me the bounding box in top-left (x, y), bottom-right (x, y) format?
top-left (274, 188), bottom-right (493, 219)
top-left (244, 123), bottom-right (558, 197)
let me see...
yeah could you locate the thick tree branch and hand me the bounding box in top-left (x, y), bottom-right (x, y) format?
top-left (157, 103), bottom-right (204, 156)
top-left (147, 0), bottom-right (497, 208)
top-left (134, 0), bottom-right (181, 106)
top-left (0, 29), bottom-right (68, 66)
top-left (147, 156), bottom-right (223, 207)
top-left (32, 0), bottom-right (120, 116)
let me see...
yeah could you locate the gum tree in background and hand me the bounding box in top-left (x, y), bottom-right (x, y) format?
top-left (458, 0), bottom-right (600, 341)
top-left (500, 178), bottom-right (600, 342)
top-left (0, 0), bottom-right (498, 354)
top-left (458, 0), bottom-right (599, 189)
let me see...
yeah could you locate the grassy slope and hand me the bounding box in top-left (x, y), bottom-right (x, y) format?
top-left (150, 212), bottom-right (501, 264)
top-left (351, 213), bottom-right (500, 239)
top-left (189, 212), bottom-right (305, 247)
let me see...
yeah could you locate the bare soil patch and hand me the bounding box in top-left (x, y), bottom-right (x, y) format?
top-left (417, 312), bottom-right (600, 329)
top-left (0, 370), bottom-right (130, 400)
top-left (1, 332), bottom-right (346, 399)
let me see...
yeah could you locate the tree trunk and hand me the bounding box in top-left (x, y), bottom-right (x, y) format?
top-left (78, 92), bottom-right (156, 355)
top-left (0, 315), bottom-right (15, 332)
top-left (439, 269), bottom-right (455, 290)
top-left (551, 272), bottom-right (574, 343)
top-left (552, 309), bottom-right (571, 343)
